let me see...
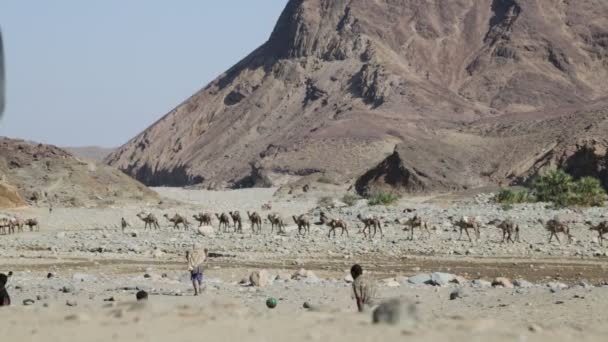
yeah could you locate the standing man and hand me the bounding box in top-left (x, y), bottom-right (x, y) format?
top-left (186, 246), bottom-right (208, 296)
top-left (0, 273), bottom-right (10, 307)
top-left (351, 264), bottom-right (377, 312)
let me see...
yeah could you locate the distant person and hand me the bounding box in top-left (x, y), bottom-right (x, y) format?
top-left (136, 290), bottom-right (148, 301)
top-left (186, 246), bottom-right (208, 296)
top-left (0, 273), bottom-right (10, 307)
top-left (121, 217), bottom-right (130, 232)
top-left (49, 205), bottom-right (53, 215)
top-left (351, 264), bottom-right (377, 312)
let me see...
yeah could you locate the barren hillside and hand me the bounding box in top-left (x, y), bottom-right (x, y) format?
top-left (0, 137), bottom-right (158, 208)
top-left (106, 0), bottom-right (608, 192)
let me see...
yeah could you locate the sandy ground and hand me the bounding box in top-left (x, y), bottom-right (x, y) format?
top-left (1, 187), bottom-right (608, 341)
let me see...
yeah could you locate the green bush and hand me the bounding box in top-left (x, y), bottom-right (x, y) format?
top-left (531, 170), bottom-right (606, 207)
top-left (494, 188), bottom-right (535, 205)
top-left (341, 193), bottom-right (360, 207)
top-left (317, 196), bottom-right (335, 208)
top-left (571, 177), bottom-right (607, 207)
top-left (367, 192), bottom-right (400, 206)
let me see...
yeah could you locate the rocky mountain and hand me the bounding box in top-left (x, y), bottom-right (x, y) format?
top-left (106, 0), bottom-right (608, 193)
top-left (0, 137), bottom-right (158, 208)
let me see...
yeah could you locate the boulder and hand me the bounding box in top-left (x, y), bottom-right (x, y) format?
top-left (250, 270), bottom-right (271, 287)
top-left (513, 279), bottom-right (534, 288)
top-left (407, 274), bottom-right (431, 285)
top-left (430, 272), bottom-right (456, 286)
top-left (472, 279), bottom-right (492, 288)
top-left (197, 225), bottom-right (215, 236)
top-left (492, 277), bottom-right (514, 288)
top-left (372, 298), bottom-right (418, 326)
top-left (344, 274), bottom-right (354, 283)
top-left (72, 273), bottom-right (97, 282)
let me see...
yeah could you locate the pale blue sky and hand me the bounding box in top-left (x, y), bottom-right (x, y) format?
top-left (0, 0), bottom-right (287, 147)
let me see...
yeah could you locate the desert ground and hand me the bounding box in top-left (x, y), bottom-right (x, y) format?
top-left (1, 187), bottom-right (608, 341)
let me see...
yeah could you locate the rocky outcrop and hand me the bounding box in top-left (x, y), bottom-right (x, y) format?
top-left (0, 137), bottom-right (158, 207)
top-left (107, 0), bottom-right (608, 190)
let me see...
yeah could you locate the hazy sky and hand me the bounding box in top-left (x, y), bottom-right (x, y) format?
top-left (0, 0), bottom-right (288, 147)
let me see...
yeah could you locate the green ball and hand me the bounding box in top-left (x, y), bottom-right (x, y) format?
top-left (266, 297), bottom-right (277, 309)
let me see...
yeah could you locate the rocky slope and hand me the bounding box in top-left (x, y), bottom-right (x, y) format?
top-left (64, 146), bottom-right (115, 162)
top-left (107, 0), bottom-right (608, 192)
top-left (0, 137), bottom-right (158, 208)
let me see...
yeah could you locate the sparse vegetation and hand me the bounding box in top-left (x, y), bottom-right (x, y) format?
top-left (367, 192), bottom-right (400, 206)
top-left (495, 170), bottom-right (606, 208)
top-left (341, 193), bottom-right (360, 207)
top-left (317, 196), bottom-right (335, 208)
top-left (317, 176), bottom-right (336, 185)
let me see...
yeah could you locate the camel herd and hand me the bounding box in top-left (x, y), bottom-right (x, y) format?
top-left (0, 214), bottom-right (39, 235)
top-left (126, 209), bottom-right (608, 246)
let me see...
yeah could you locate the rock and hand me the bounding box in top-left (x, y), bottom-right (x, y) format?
top-left (104, 297), bottom-right (115, 302)
top-left (46, 273), bottom-right (54, 279)
top-left (152, 249), bottom-right (164, 259)
top-left (23, 299), bottom-right (35, 306)
top-left (529, 324), bottom-right (543, 333)
top-left (472, 279), bottom-right (492, 288)
top-left (61, 285), bottom-right (76, 293)
top-left (430, 272), bottom-right (456, 286)
top-left (56, 232), bottom-right (66, 239)
top-left (344, 274), bottom-right (354, 283)
top-left (72, 273), bottom-right (97, 282)
top-left (303, 302), bottom-right (312, 309)
top-left (372, 298), bottom-right (417, 326)
top-left (407, 274), bottom-right (431, 285)
top-left (514, 279), bottom-right (534, 288)
top-left (452, 276), bottom-right (468, 285)
top-left (492, 277), bottom-right (514, 288)
top-left (64, 313), bottom-right (90, 322)
top-left (547, 282), bottom-right (568, 292)
top-left (66, 300), bottom-right (78, 307)
top-left (449, 288), bottom-right (466, 300)
top-left (249, 270), bottom-right (270, 287)
top-left (197, 225), bottom-right (215, 236)
top-left (292, 269), bottom-right (319, 282)
top-left (384, 280), bottom-right (401, 288)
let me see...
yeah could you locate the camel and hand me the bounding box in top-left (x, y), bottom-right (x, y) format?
top-left (164, 213), bottom-right (190, 230)
top-left (136, 212), bottom-right (160, 230)
top-left (229, 211), bottom-right (243, 233)
top-left (450, 216), bottom-right (480, 242)
top-left (10, 217), bottom-right (24, 233)
top-left (357, 214), bottom-right (382, 238)
top-left (292, 215), bottom-right (311, 236)
top-left (397, 215), bottom-right (431, 240)
top-left (267, 213), bottom-right (286, 234)
top-left (25, 218), bottom-right (40, 232)
top-left (215, 213), bottom-right (231, 232)
top-left (247, 211), bottom-right (263, 234)
top-left (538, 218), bottom-right (573, 244)
top-left (488, 219), bottom-right (520, 243)
top-left (0, 216), bottom-right (11, 234)
top-left (261, 202), bottom-right (272, 211)
top-left (585, 221), bottom-right (608, 246)
top-left (192, 213), bottom-right (212, 227)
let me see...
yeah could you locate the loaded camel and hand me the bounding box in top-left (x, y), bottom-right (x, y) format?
top-left (247, 211), bottom-right (263, 234)
top-left (488, 218), bottom-right (520, 243)
top-left (193, 213), bottom-right (212, 227)
top-left (356, 214), bottom-right (382, 238)
top-left (292, 215), bottom-right (311, 236)
top-left (215, 213), bottom-right (231, 232)
top-left (450, 216), bottom-right (480, 242)
top-left (319, 212), bottom-right (348, 238)
top-left (164, 213), bottom-right (190, 230)
top-left (585, 221), bottom-right (608, 246)
top-left (396, 215), bottom-right (431, 240)
top-left (229, 211), bottom-right (243, 233)
top-left (136, 212), bottom-right (160, 230)
top-left (267, 213), bottom-right (286, 234)
top-left (538, 218), bottom-right (573, 244)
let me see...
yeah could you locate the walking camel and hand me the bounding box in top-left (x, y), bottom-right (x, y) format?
top-left (247, 211), bottom-right (263, 234)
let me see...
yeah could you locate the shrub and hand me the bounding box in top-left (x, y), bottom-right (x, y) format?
top-left (341, 193), bottom-right (360, 207)
top-left (494, 188), bottom-right (535, 205)
top-left (317, 196), bottom-right (335, 208)
top-left (367, 192), bottom-right (400, 206)
top-left (571, 177), bottom-right (606, 207)
top-left (532, 170), bottom-right (575, 207)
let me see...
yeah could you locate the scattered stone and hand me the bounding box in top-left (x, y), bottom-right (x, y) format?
top-left (514, 279), bottom-right (534, 288)
top-left (472, 279), bottom-right (492, 288)
top-left (449, 289), bottom-right (466, 300)
top-left (61, 285), bottom-right (75, 293)
top-left (547, 282), bottom-right (568, 293)
top-left (64, 313), bottom-right (90, 322)
top-left (430, 272), bottom-right (456, 286)
top-left (344, 274), bottom-right (354, 283)
top-left (492, 277), bottom-right (514, 288)
top-left (66, 300), bottom-right (78, 307)
top-left (303, 302), bottom-right (312, 309)
top-left (72, 273), bottom-right (97, 282)
top-left (104, 297), bottom-right (115, 302)
top-left (46, 273), bottom-right (54, 279)
top-left (529, 324), bottom-right (543, 333)
top-left (372, 298), bottom-right (418, 326)
top-left (250, 270), bottom-right (271, 287)
top-left (407, 274), bottom-right (431, 285)
top-left (23, 299), bottom-right (35, 306)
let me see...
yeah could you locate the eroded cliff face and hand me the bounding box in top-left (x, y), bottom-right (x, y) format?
top-left (107, 0), bottom-right (608, 190)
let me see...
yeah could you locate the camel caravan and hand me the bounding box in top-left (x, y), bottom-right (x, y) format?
top-left (0, 214), bottom-right (39, 235)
